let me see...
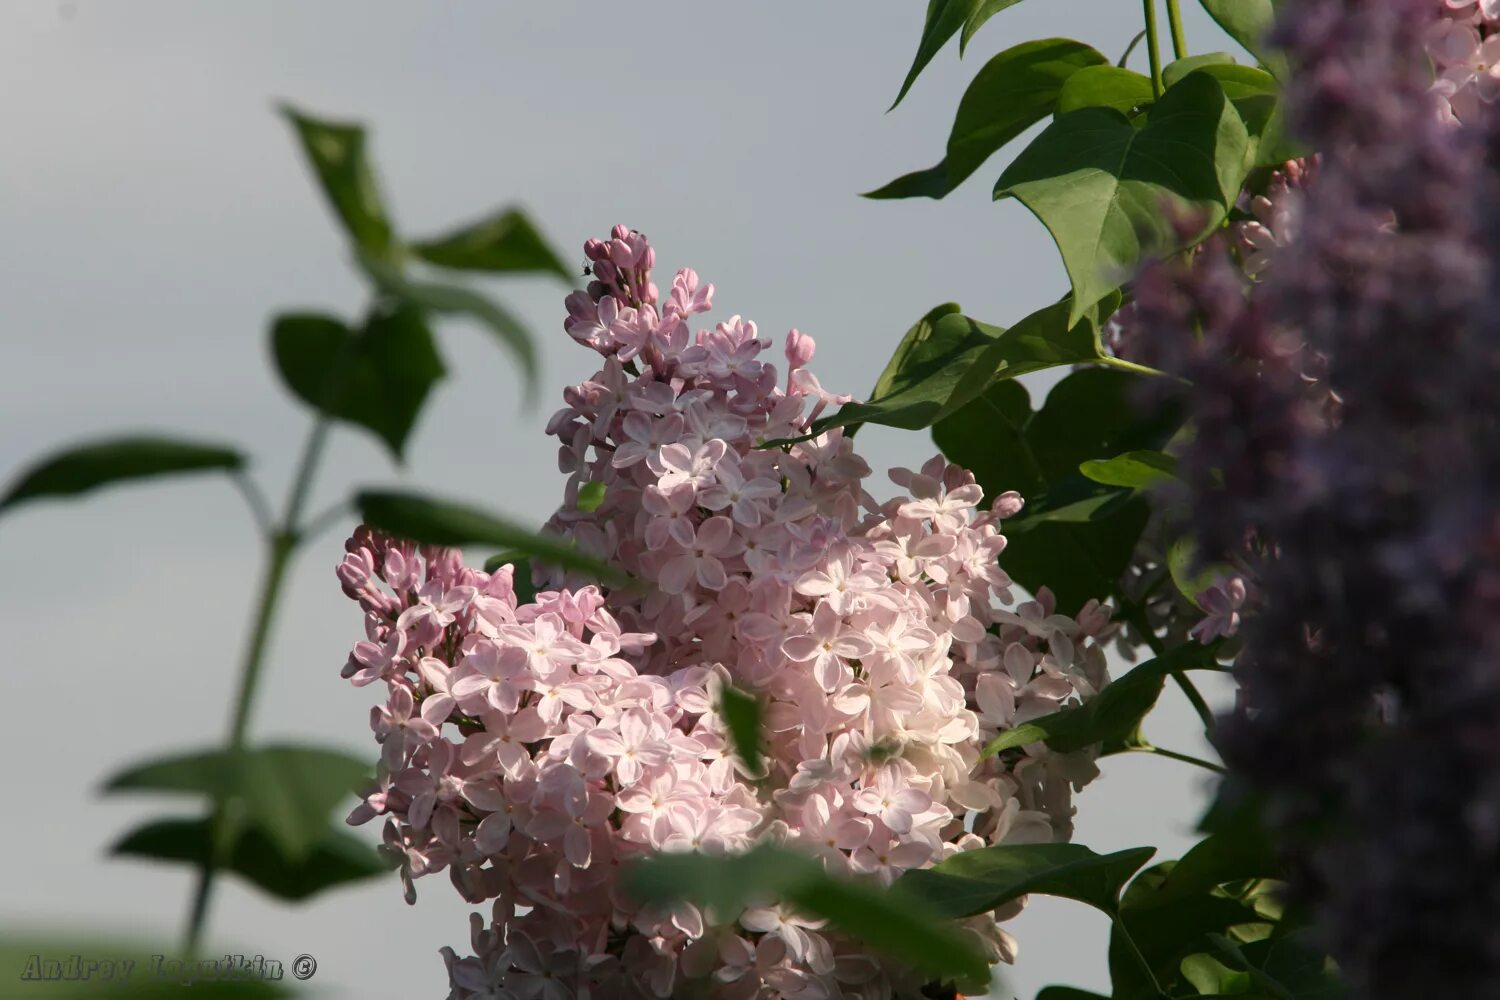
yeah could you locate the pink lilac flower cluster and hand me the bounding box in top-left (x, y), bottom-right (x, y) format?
top-left (1429, 0), bottom-right (1500, 123)
top-left (335, 226), bottom-right (1115, 1000)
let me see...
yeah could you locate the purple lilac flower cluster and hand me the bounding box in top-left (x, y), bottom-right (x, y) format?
top-left (1134, 0), bottom-right (1500, 994)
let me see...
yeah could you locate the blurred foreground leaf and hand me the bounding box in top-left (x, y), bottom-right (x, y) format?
top-left (113, 817), bottom-right (385, 902)
top-left (104, 743), bottom-right (370, 861)
top-left (357, 489), bottom-right (626, 583)
top-left (411, 206), bottom-right (571, 280)
top-left (271, 308), bottom-right (445, 462)
top-left (896, 842), bottom-right (1157, 919)
top-left (0, 437), bottom-right (244, 515)
top-left (282, 105), bottom-right (394, 259)
top-left (627, 846), bottom-right (989, 987)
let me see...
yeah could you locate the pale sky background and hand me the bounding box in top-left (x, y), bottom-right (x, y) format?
top-left (0, 3), bottom-right (1243, 997)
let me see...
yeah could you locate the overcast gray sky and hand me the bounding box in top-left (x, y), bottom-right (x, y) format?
top-left (0, 2), bottom-right (1241, 997)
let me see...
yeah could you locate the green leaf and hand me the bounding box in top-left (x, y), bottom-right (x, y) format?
top-left (1004, 504), bottom-right (1150, 616)
top-left (483, 550), bottom-right (539, 604)
top-left (1021, 366), bottom-right (1181, 482)
top-left (271, 308), bottom-right (445, 462)
top-left (995, 72), bottom-right (1252, 325)
top-left (868, 39), bottom-right (1106, 200)
top-left (1167, 536), bottom-right (1238, 609)
top-left (1199, 0), bottom-right (1287, 80)
top-left (933, 380), bottom-right (1138, 613)
top-left (3, 932), bottom-right (289, 997)
top-left (1079, 450), bottom-right (1179, 489)
top-left (360, 254), bottom-right (538, 393)
top-left (897, 842), bottom-right (1157, 919)
top-left (0, 437), bottom-right (244, 514)
top-left (959, 0), bottom-right (1027, 54)
top-left (281, 105), bottom-right (393, 258)
top-left (1209, 932), bottom-right (1347, 999)
top-left (1169, 63), bottom-right (1286, 165)
top-left (1182, 952), bottom-right (1255, 994)
top-left (410, 206), bottom-right (571, 280)
top-left (356, 489), bottom-right (627, 584)
top-left (576, 481), bottom-right (606, 514)
top-left (814, 297), bottom-right (1107, 436)
top-left (1009, 475), bottom-right (1136, 527)
top-left (719, 686), bottom-right (764, 774)
top-left (1162, 52), bottom-right (1240, 89)
top-left (982, 642), bottom-right (1219, 757)
top-left (112, 816), bottom-right (386, 902)
top-left (890, 0), bottom-right (979, 109)
top-left (1154, 828), bottom-right (1281, 906)
top-left (1110, 860), bottom-right (1268, 998)
top-left (103, 744), bottom-right (371, 861)
top-left (626, 846), bottom-right (989, 986)
top-left (932, 367), bottom-right (1186, 612)
top-left (1055, 65), bottom-right (1156, 117)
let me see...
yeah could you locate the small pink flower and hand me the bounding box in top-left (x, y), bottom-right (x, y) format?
top-left (793, 551), bottom-right (887, 615)
top-left (1191, 575), bottom-right (1247, 643)
top-left (450, 642), bottom-right (529, 714)
top-left (371, 685), bottom-right (439, 767)
top-left (781, 602), bottom-right (875, 690)
top-left (651, 438), bottom-right (729, 494)
top-left (659, 516), bottom-right (742, 593)
top-left (584, 708), bottom-right (673, 786)
top-left (346, 629), bottom-right (405, 687)
top-left (852, 765), bottom-right (932, 835)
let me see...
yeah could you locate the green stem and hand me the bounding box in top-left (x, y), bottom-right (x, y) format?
top-left (1098, 353), bottom-right (1173, 380)
top-left (1165, 0), bottom-right (1189, 62)
top-left (1121, 603), bottom-right (1217, 734)
top-left (1142, 0), bottom-right (1164, 98)
top-left (182, 417), bottom-right (332, 954)
top-left (1126, 744), bottom-right (1227, 775)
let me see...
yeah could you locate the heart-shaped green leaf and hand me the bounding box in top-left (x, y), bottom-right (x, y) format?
top-left (813, 296), bottom-right (1108, 437)
top-left (271, 308), bottom-right (445, 462)
top-left (995, 72), bottom-right (1251, 325)
top-left (933, 368), bottom-right (1185, 613)
top-left (868, 38), bottom-right (1106, 200)
top-left (1055, 65), bottom-right (1156, 117)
